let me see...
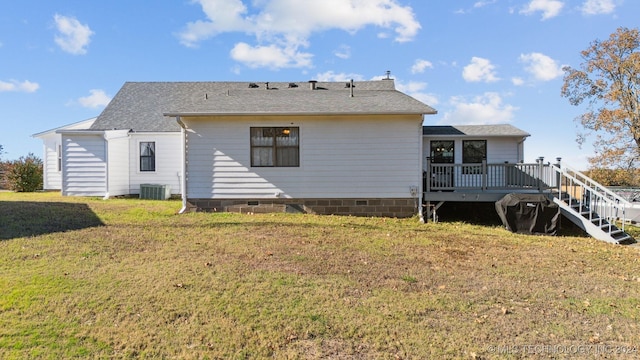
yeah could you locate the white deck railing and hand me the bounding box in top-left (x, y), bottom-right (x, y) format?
top-left (425, 157), bottom-right (556, 192)
top-left (425, 157), bottom-right (631, 239)
top-left (549, 162), bottom-right (630, 234)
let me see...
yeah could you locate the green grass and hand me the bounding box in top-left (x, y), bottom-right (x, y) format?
top-left (1, 192), bottom-right (639, 359)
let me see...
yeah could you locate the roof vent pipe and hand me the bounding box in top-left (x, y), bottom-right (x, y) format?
top-left (349, 79), bottom-right (354, 98)
top-left (309, 80), bottom-right (317, 90)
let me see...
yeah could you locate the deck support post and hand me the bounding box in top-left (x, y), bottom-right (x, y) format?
top-left (425, 156), bottom-right (431, 193)
top-left (424, 201), bottom-right (445, 223)
top-left (481, 158), bottom-right (487, 190)
top-left (555, 157), bottom-right (562, 196)
top-left (537, 157), bottom-right (545, 192)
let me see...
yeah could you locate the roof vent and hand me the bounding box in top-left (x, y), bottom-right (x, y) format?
top-left (309, 80), bottom-right (317, 90)
top-left (288, 83), bottom-right (298, 88)
top-left (384, 70), bottom-right (392, 80)
top-left (248, 83), bottom-right (259, 88)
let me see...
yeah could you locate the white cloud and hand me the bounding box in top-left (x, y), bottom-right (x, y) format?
top-left (53, 14), bottom-right (94, 55)
top-left (520, 0), bottom-right (564, 20)
top-left (519, 52), bottom-right (564, 81)
top-left (474, 0), bottom-right (497, 8)
top-left (78, 89), bottom-right (111, 108)
top-left (581, 0), bottom-right (616, 15)
top-left (314, 71), bottom-right (365, 82)
top-left (178, 0), bottom-right (249, 47)
top-left (511, 77), bottom-right (525, 86)
top-left (411, 59), bottom-right (433, 74)
top-left (395, 80), bottom-right (439, 106)
top-left (441, 92), bottom-right (517, 125)
top-left (0, 79), bottom-right (39, 93)
top-left (230, 42), bottom-right (313, 69)
top-left (179, 0), bottom-right (421, 69)
top-left (462, 57), bottom-right (499, 83)
top-left (333, 45), bottom-right (351, 60)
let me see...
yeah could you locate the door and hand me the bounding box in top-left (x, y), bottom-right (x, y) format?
top-left (429, 140), bottom-right (454, 188)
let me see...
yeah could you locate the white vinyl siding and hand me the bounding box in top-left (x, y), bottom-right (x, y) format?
top-left (129, 133), bottom-right (182, 195)
top-left (105, 131), bottom-right (130, 197)
top-left (61, 134), bottom-right (107, 196)
top-left (182, 115), bottom-right (423, 199)
top-left (39, 134), bottom-right (62, 190)
top-left (422, 137), bottom-right (525, 169)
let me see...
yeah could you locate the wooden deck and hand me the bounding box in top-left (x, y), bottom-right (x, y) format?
top-left (423, 158), bottom-right (635, 244)
top-left (423, 158), bottom-right (557, 202)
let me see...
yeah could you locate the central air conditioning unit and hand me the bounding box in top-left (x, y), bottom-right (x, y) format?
top-left (139, 184), bottom-right (171, 200)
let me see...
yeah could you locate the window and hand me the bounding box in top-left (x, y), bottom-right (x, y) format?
top-left (57, 144), bottom-right (62, 172)
top-left (140, 142), bottom-right (156, 171)
top-left (430, 140), bottom-right (454, 163)
top-left (462, 140), bottom-right (486, 163)
top-left (250, 127), bottom-right (299, 167)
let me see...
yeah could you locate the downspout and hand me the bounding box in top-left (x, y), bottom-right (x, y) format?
top-left (102, 131), bottom-right (109, 200)
top-left (517, 137), bottom-right (527, 163)
top-left (418, 120), bottom-right (425, 223)
top-left (176, 116), bottom-right (188, 214)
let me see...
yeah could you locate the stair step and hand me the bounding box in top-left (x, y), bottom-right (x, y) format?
top-left (616, 235), bottom-right (635, 245)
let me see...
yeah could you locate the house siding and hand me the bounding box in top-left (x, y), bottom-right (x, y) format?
top-left (128, 133), bottom-right (182, 195)
top-left (181, 114), bottom-right (423, 216)
top-left (422, 136), bottom-right (525, 169)
top-left (61, 134), bottom-right (107, 196)
top-left (40, 134), bottom-right (62, 190)
top-left (105, 131), bottom-right (131, 197)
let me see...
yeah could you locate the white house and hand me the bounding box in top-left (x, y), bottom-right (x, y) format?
top-left (35, 80), bottom-right (533, 218)
top-left (34, 80), bottom-right (637, 243)
top-left (33, 117), bottom-right (96, 191)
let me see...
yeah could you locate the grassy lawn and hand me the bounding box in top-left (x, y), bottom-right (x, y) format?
top-left (1, 192), bottom-right (639, 359)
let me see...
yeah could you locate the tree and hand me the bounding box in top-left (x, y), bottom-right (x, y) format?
top-left (6, 153), bottom-right (43, 192)
top-left (561, 27), bottom-right (640, 178)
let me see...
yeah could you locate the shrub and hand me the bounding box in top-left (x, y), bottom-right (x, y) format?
top-left (5, 153), bottom-right (43, 192)
top-left (0, 161), bottom-right (8, 190)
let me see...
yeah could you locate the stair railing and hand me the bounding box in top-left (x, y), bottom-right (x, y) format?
top-left (549, 160), bottom-right (630, 233)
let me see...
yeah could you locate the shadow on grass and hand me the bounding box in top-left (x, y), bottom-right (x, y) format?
top-left (0, 201), bottom-right (104, 240)
top-left (435, 202), bottom-right (589, 237)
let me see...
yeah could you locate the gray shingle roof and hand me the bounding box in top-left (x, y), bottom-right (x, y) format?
top-left (91, 80), bottom-right (437, 132)
top-left (423, 124), bottom-right (530, 137)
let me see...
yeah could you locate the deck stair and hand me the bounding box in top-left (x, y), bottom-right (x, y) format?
top-left (548, 163), bottom-right (635, 245)
top-left (423, 157), bottom-right (636, 244)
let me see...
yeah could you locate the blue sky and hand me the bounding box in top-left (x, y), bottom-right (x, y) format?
top-left (1, 0), bottom-right (638, 170)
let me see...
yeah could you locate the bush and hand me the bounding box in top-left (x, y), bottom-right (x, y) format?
top-left (0, 162), bottom-right (8, 190)
top-left (5, 153), bottom-right (43, 192)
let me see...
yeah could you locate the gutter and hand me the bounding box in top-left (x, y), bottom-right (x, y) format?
top-left (163, 111), bottom-right (437, 117)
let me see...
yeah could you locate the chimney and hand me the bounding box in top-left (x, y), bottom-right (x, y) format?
top-left (309, 80), bottom-right (317, 90)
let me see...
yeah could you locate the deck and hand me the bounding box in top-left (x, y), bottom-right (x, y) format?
top-left (423, 157), bottom-right (635, 244)
top-left (423, 157), bottom-right (557, 202)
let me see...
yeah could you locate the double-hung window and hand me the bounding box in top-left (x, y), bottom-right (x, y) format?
top-left (250, 127), bottom-right (299, 167)
top-left (140, 142), bottom-right (156, 172)
top-left (462, 140), bottom-right (486, 163)
top-left (462, 140), bottom-right (486, 174)
top-left (57, 144), bottom-right (62, 172)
